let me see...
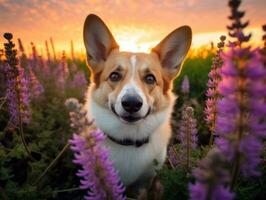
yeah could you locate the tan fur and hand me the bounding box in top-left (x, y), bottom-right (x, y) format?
top-left (82, 14), bottom-right (192, 189)
top-left (90, 50), bottom-right (171, 113)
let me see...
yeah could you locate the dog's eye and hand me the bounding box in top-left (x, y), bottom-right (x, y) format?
top-left (109, 72), bottom-right (122, 82)
top-left (144, 74), bottom-right (156, 84)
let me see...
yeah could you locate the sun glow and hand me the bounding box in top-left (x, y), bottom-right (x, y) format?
top-left (109, 26), bottom-right (264, 54)
top-left (117, 39), bottom-right (157, 53)
top-left (20, 26), bottom-right (263, 58)
top-left (111, 25), bottom-right (158, 53)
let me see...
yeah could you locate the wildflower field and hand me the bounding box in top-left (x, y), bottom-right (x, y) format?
top-left (0, 0), bottom-right (266, 200)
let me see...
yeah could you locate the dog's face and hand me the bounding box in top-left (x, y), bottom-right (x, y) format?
top-left (83, 14), bottom-right (191, 126)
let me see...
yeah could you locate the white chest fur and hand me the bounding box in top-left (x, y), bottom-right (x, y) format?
top-left (86, 95), bottom-right (172, 186)
top-left (104, 125), bottom-right (168, 185)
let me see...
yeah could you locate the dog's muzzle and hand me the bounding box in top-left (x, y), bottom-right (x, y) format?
top-left (111, 99), bottom-right (150, 123)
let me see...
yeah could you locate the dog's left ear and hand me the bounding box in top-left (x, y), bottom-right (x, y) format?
top-left (152, 26), bottom-right (192, 79)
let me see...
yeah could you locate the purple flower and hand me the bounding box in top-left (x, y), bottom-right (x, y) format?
top-left (18, 67), bottom-right (31, 124)
top-left (66, 98), bottom-right (125, 200)
top-left (4, 33), bottom-right (31, 126)
top-left (167, 146), bottom-right (179, 169)
top-left (29, 42), bottom-right (38, 68)
top-left (189, 149), bottom-right (234, 200)
top-left (5, 66), bottom-right (19, 125)
top-left (178, 106), bottom-right (197, 170)
top-left (189, 183), bottom-right (234, 200)
top-left (178, 106), bottom-right (197, 148)
top-left (227, 0), bottom-right (251, 46)
top-left (204, 36), bottom-right (226, 145)
top-left (215, 46), bottom-right (266, 182)
top-left (56, 51), bottom-right (69, 89)
top-left (69, 71), bottom-right (88, 88)
top-left (181, 75), bottom-right (190, 94)
top-left (239, 135), bottom-right (263, 177)
top-left (5, 65), bottom-right (31, 126)
top-left (37, 55), bottom-right (51, 76)
top-left (70, 63), bottom-right (78, 72)
top-left (29, 69), bottom-right (44, 98)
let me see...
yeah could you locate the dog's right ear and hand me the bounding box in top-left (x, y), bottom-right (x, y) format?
top-left (83, 14), bottom-right (119, 69)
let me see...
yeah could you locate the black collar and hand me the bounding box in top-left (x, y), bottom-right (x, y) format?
top-left (106, 134), bottom-right (149, 148)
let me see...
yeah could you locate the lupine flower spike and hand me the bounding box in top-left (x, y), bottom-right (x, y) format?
top-left (189, 148), bottom-right (234, 200)
top-left (66, 98), bottom-right (125, 200)
top-left (3, 33), bottom-right (32, 159)
top-left (30, 42), bottom-right (38, 68)
top-left (50, 37), bottom-right (56, 61)
top-left (205, 35), bottom-right (226, 146)
top-left (167, 146), bottom-right (179, 169)
top-left (216, 45), bottom-right (266, 186)
top-left (70, 71), bottom-right (87, 88)
top-left (18, 39), bottom-right (44, 99)
top-left (181, 75), bottom-right (190, 95)
top-left (227, 0), bottom-right (251, 47)
top-left (45, 40), bottom-right (51, 63)
top-left (178, 106), bottom-right (198, 171)
top-left (57, 51), bottom-right (69, 89)
top-left (4, 33), bottom-right (31, 126)
top-left (71, 40), bottom-right (75, 61)
top-left (17, 38), bottom-right (28, 71)
top-left (28, 69), bottom-right (44, 98)
top-left (0, 49), bottom-right (4, 61)
top-left (215, 0), bottom-right (266, 189)
top-left (261, 24), bottom-right (266, 65)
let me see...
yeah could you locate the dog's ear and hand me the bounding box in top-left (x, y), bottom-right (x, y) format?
top-left (152, 26), bottom-right (192, 79)
top-left (83, 14), bottom-right (119, 69)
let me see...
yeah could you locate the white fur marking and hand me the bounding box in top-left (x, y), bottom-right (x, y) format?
top-left (88, 97), bottom-right (172, 185)
top-left (130, 55), bottom-right (137, 78)
top-left (114, 54), bottom-right (150, 117)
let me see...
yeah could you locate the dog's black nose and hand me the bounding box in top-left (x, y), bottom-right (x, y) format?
top-left (121, 95), bottom-right (143, 113)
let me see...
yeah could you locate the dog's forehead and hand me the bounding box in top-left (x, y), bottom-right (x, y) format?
top-left (107, 51), bottom-right (160, 70)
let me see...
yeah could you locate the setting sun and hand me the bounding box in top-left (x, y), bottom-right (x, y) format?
top-left (111, 26), bottom-right (158, 53)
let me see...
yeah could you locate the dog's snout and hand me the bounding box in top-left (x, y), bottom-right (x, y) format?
top-left (121, 95), bottom-right (143, 113)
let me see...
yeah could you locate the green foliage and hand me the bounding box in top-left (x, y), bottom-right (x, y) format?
top-left (0, 60), bottom-right (86, 199)
top-left (158, 167), bottom-right (190, 200)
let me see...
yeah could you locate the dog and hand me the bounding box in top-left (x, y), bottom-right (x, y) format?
top-left (83, 14), bottom-right (192, 190)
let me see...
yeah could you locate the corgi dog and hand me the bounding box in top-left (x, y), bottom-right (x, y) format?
top-left (83, 14), bottom-right (192, 188)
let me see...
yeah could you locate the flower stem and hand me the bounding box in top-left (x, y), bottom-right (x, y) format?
top-left (186, 120), bottom-right (191, 171)
top-left (208, 109), bottom-right (217, 147)
top-left (230, 74), bottom-right (246, 190)
top-left (18, 103), bottom-right (34, 160)
top-left (52, 187), bottom-right (81, 194)
top-left (230, 152), bottom-right (240, 190)
top-left (0, 96), bottom-right (7, 110)
top-left (33, 143), bottom-right (70, 185)
top-left (208, 128), bottom-right (215, 147)
top-left (14, 72), bottom-right (33, 160)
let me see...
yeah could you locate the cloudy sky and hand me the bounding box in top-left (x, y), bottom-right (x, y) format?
top-left (0, 0), bottom-right (265, 54)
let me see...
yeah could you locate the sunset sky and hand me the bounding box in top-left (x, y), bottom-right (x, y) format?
top-left (0, 0), bottom-right (265, 55)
